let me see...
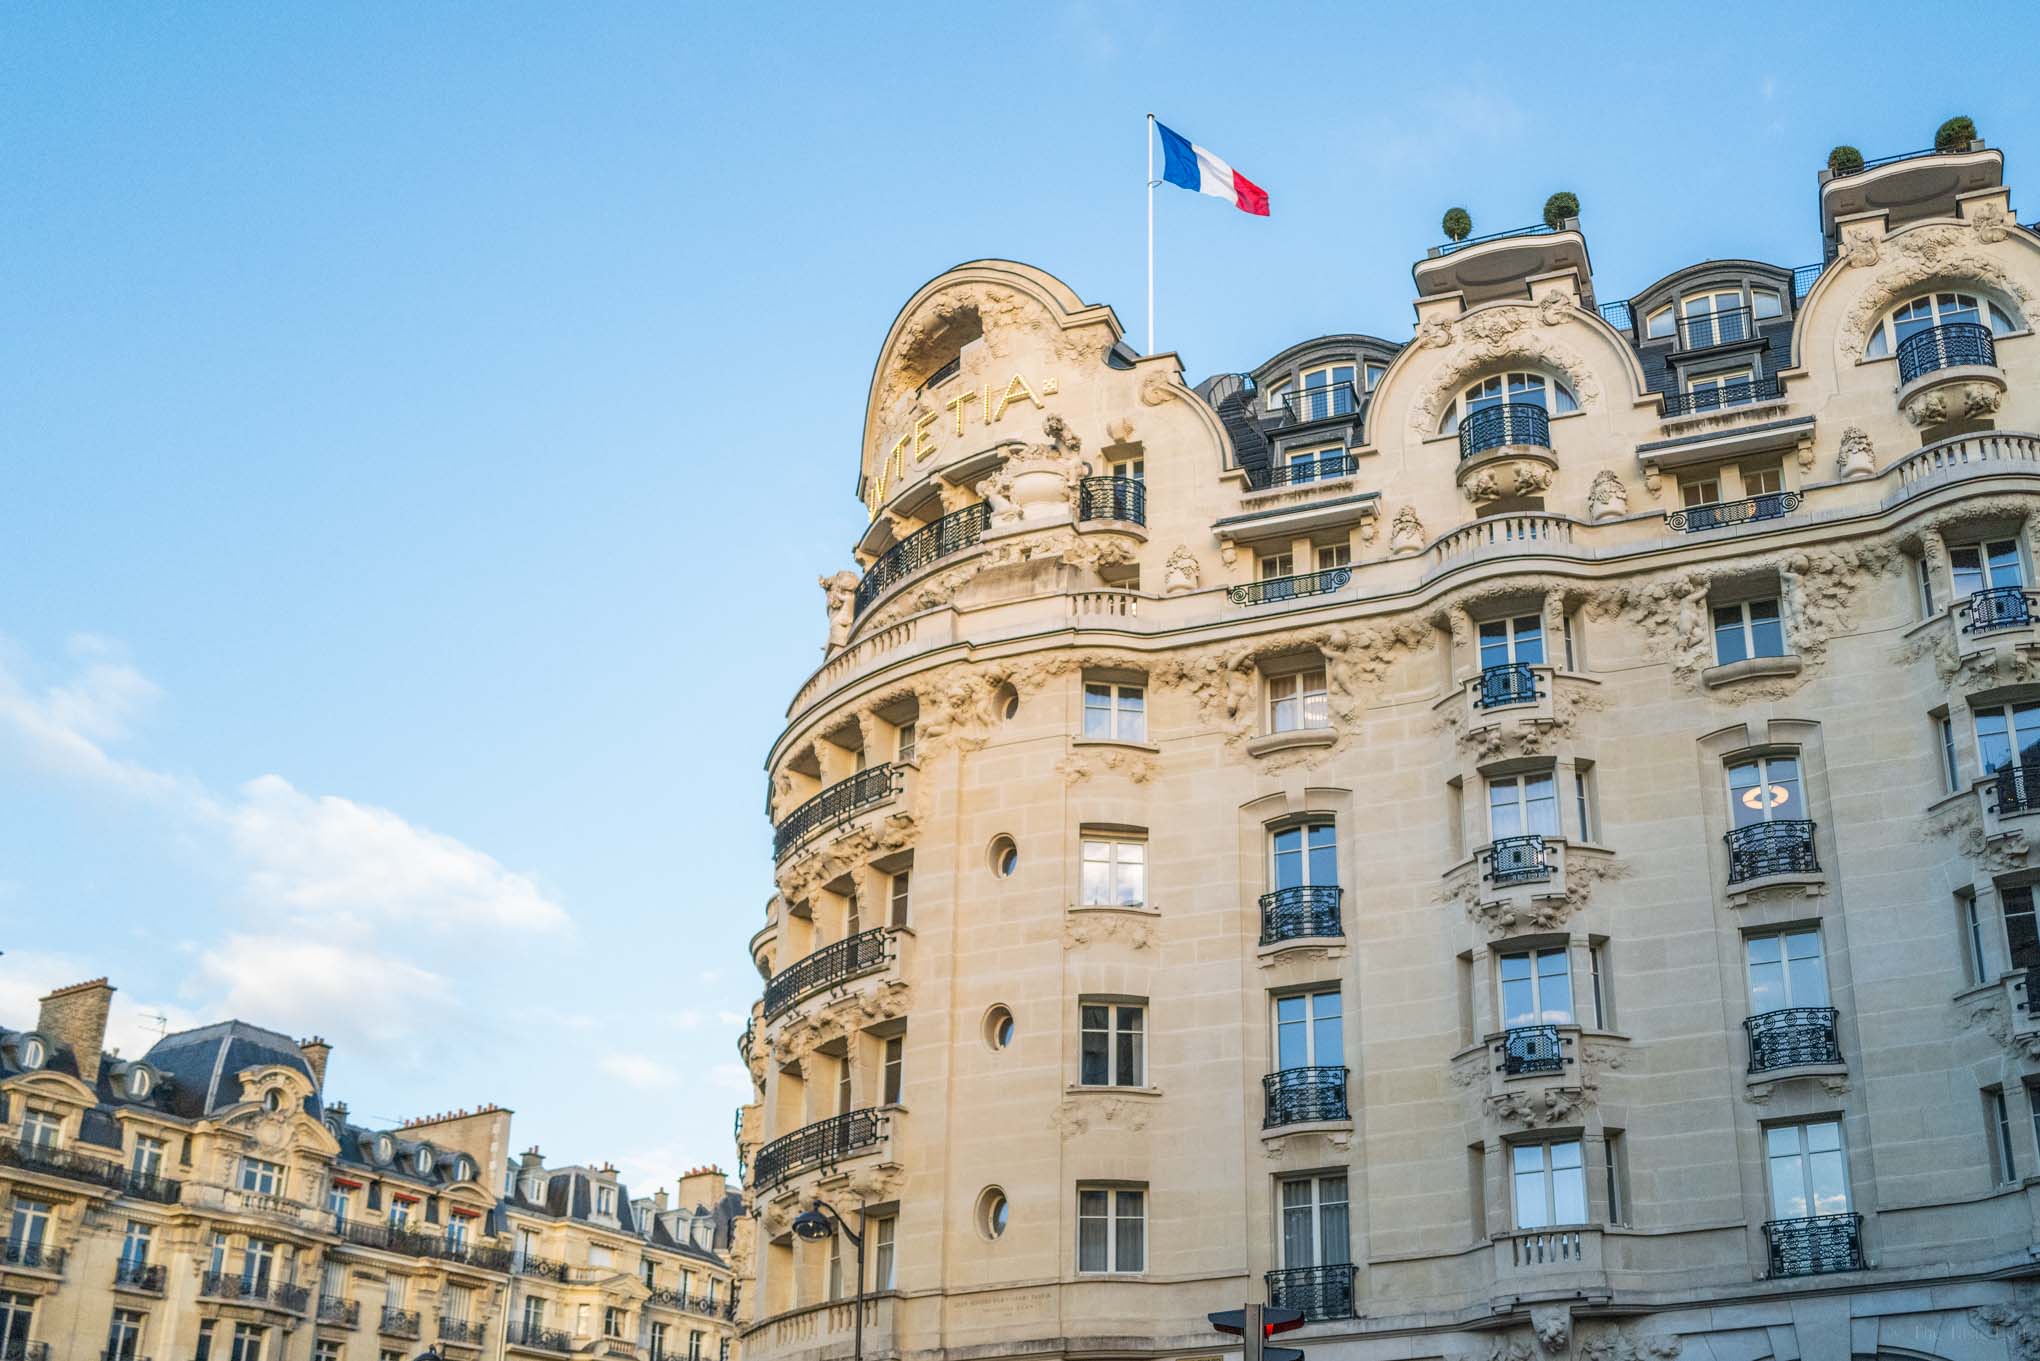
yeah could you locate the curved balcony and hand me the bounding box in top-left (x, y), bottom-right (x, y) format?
top-left (772, 765), bottom-right (897, 862)
top-left (1481, 835), bottom-right (1552, 886)
top-left (1898, 322), bottom-right (1997, 385)
top-left (852, 502), bottom-right (990, 618)
top-left (200, 1273), bottom-right (309, 1313)
top-left (1266, 1263), bottom-right (1356, 1322)
top-left (1744, 1007), bottom-right (1841, 1074)
top-left (1262, 1065), bottom-right (1349, 1128)
top-left (1961, 585), bottom-right (2033, 634)
top-left (762, 928), bottom-right (891, 1020)
top-left (1475, 662), bottom-right (1539, 709)
top-left (1993, 762), bottom-right (2040, 818)
top-left (1259, 885), bottom-right (1342, 945)
top-left (1762, 1212), bottom-right (1863, 1277)
top-left (1725, 820), bottom-right (1818, 885)
top-left (1665, 490), bottom-right (1802, 532)
top-left (1227, 567), bottom-right (1351, 607)
top-left (1457, 403), bottom-right (1551, 461)
top-left (753, 1108), bottom-right (886, 1191)
top-left (1497, 1025), bottom-right (1568, 1077)
top-left (1076, 476), bottom-right (1145, 526)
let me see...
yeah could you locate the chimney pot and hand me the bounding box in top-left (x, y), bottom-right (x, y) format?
top-left (37, 978), bottom-right (115, 1088)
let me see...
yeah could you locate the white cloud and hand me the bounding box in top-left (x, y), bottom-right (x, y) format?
top-left (191, 935), bottom-right (448, 1050)
top-left (599, 1053), bottom-right (676, 1090)
top-left (0, 635), bottom-right (181, 797)
top-left (663, 1009), bottom-right (704, 1030)
top-left (0, 948), bottom-right (205, 1057)
top-left (715, 1010), bottom-right (745, 1027)
top-left (710, 1062), bottom-right (751, 1095)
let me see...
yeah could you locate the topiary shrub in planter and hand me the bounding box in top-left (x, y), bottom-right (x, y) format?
top-left (1542, 192), bottom-right (1579, 230)
top-left (1827, 145), bottom-right (1864, 175)
top-left (1936, 116), bottom-right (1978, 151)
top-left (1442, 207), bottom-right (1472, 242)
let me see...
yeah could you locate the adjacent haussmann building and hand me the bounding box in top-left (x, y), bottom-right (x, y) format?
top-left (737, 139), bottom-right (2040, 1361)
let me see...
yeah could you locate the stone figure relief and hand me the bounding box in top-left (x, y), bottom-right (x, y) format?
top-left (818, 570), bottom-right (860, 651)
top-left (1837, 426), bottom-right (1876, 479)
top-left (1537, 290), bottom-right (1574, 326)
top-left (976, 415), bottom-right (1090, 527)
top-left (1841, 225), bottom-right (1881, 269)
top-left (1486, 1086), bottom-right (1590, 1129)
top-left (1906, 380), bottom-right (2004, 429)
top-left (1138, 372), bottom-right (1176, 406)
top-left (1530, 1306), bottom-right (1572, 1354)
top-left (1587, 469), bottom-right (1629, 521)
top-left (1418, 315), bottom-right (1454, 348)
top-left (1577, 1328), bottom-right (1683, 1361)
top-left (1841, 222), bottom-right (2033, 357)
top-left (1408, 305), bottom-right (1601, 439)
top-left (1163, 545), bottom-right (1202, 594)
top-left (1972, 200), bottom-right (2011, 244)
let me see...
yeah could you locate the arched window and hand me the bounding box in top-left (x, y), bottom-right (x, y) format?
top-left (1440, 372), bottom-right (1578, 434)
top-left (1865, 290), bottom-right (2018, 357)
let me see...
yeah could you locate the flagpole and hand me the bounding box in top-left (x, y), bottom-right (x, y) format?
top-left (1146, 112), bottom-right (1155, 355)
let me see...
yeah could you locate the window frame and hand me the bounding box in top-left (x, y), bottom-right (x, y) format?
top-left (1744, 928), bottom-right (1829, 1013)
top-left (1764, 1119), bottom-right (1850, 1219)
top-left (1498, 948), bottom-right (1574, 1028)
top-left (1082, 681), bottom-right (1147, 744)
top-left (1510, 1138), bottom-right (1587, 1230)
top-left (1487, 771), bottom-right (1559, 840)
top-left (1075, 1185), bottom-right (1146, 1274)
top-left (1079, 1001), bottom-right (1147, 1088)
top-left (1712, 598), bottom-right (1786, 665)
top-left (1270, 821), bottom-right (1337, 890)
top-left (1865, 290), bottom-right (2020, 358)
top-left (1440, 371), bottom-right (1579, 433)
top-left (1277, 1172), bottom-right (1351, 1269)
top-left (1266, 668), bottom-right (1329, 734)
top-left (1727, 753), bottom-right (1805, 828)
top-left (1272, 988), bottom-right (1343, 1070)
top-left (1079, 834), bottom-right (1148, 907)
top-left (1477, 615), bottom-right (1544, 669)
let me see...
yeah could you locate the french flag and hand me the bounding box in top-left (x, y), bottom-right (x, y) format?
top-left (1156, 121), bottom-right (1269, 217)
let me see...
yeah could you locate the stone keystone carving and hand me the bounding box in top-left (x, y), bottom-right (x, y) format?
top-left (819, 570), bottom-right (860, 651)
top-left (1531, 1306), bottom-right (1571, 1353)
top-left (1587, 469), bottom-right (1629, 521)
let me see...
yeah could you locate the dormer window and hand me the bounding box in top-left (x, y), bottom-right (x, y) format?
top-left (126, 1068), bottom-right (152, 1100)
top-left (263, 1088), bottom-right (284, 1113)
top-left (598, 1185), bottom-right (617, 1215)
top-left (1865, 291), bottom-right (2018, 358)
top-left (413, 1147), bottom-right (434, 1176)
top-left (17, 1037), bottom-right (45, 1070)
top-left (1440, 373), bottom-right (1577, 434)
top-left (453, 1156), bottom-right (474, 1182)
top-left (375, 1135), bottom-right (395, 1164)
top-left (522, 1177), bottom-right (544, 1203)
top-left (1294, 363), bottom-right (1359, 421)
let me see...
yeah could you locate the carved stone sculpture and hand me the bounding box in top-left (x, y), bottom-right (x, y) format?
top-left (819, 570), bottom-right (860, 651)
top-left (1389, 505), bottom-right (1425, 556)
top-left (1587, 469), bottom-right (1629, 521)
top-left (1841, 225), bottom-right (1881, 268)
top-left (1973, 201), bottom-right (2010, 244)
top-left (1837, 426), bottom-right (1876, 479)
top-left (1418, 315), bottom-right (1454, 348)
top-left (1163, 546), bottom-right (1201, 595)
top-left (1537, 291), bottom-right (1574, 326)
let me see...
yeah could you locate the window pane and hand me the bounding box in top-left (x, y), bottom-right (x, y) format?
top-left (1117, 688), bottom-right (1145, 742)
top-left (1271, 828), bottom-right (1302, 889)
top-left (1749, 600), bottom-right (1785, 658)
top-left (1714, 606), bottom-right (1749, 664)
top-left (1990, 540), bottom-right (2025, 588)
top-left (1318, 1179), bottom-right (1351, 1264)
top-left (1312, 993), bottom-right (1343, 1067)
top-left (1978, 709), bottom-right (2014, 774)
top-left (1479, 621), bottom-right (1510, 670)
top-left (1525, 773), bottom-right (1558, 834)
top-left (1512, 617), bottom-right (1544, 665)
top-left (1951, 546), bottom-right (1985, 598)
top-left (1281, 1182), bottom-right (1314, 1267)
top-left (1306, 825), bottom-right (1338, 886)
top-left (1116, 1008), bottom-right (1144, 1085)
top-left (1537, 950), bottom-right (1573, 1023)
top-left (1114, 1192), bottom-right (1144, 1271)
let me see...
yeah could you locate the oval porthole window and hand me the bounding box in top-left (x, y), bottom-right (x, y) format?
top-left (983, 1005), bottom-right (1016, 1052)
top-left (263, 1088), bottom-right (284, 1113)
top-left (128, 1069), bottom-right (151, 1100)
top-left (976, 1186), bottom-right (1010, 1239)
top-left (375, 1135), bottom-right (394, 1163)
top-left (19, 1037), bottom-right (44, 1070)
top-left (989, 836), bottom-right (1018, 878)
top-left (996, 683), bottom-right (1020, 721)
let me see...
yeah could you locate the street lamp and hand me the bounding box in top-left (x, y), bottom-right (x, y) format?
top-left (790, 1198), bottom-right (865, 1361)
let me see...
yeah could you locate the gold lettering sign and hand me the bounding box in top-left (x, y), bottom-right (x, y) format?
top-left (863, 374), bottom-right (1058, 516)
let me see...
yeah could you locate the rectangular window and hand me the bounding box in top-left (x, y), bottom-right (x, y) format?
top-left (1605, 1131), bottom-right (1631, 1225)
top-left (1076, 1186), bottom-right (1145, 1273)
top-left (895, 720), bottom-right (916, 765)
top-left (1488, 772), bottom-right (1558, 839)
top-left (1682, 475), bottom-right (1720, 507)
top-left (522, 1296), bottom-right (546, 1329)
top-left (1975, 701), bottom-right (2040, 775)
top-left (1742, 463), bottom-right (1783, 496)
top-left (1270, 822), bottom-right (1337, 889)
top-left (1267, 669), bottom-right (1328, 733)
top-left (889, 870), bottom-right (911, 928)
top-left (1919, 558), bottom-right (1937, 617)
top-left (827, 1231), bottom-right (845, 1300)
top-left (120, 1220), bottom-right (154, 1267)
top-left (230, 1323), bottom-right (266, 1361)
top-left (1943, 716), bottom-right (1962, 792)
top-left (1589, 940), bottom-right (1611, 1028)
top-left (1080, 1003), bottom-right (1146, 1087)
top-left (1079, 836), bottom-right (1147, 906)
top-left (1686, 369), bottom-right (1755, 409)
top-left (239, 1158), bottom-right (283, 1195)
top-left (883, 1036), bottom-right (904, 1105)
top-left (314, 1343), bottom-right (341, 1361)
top-left (19, 1109), bottom-right (59, 1150)
top-left (872, 1215), bottom-right (896, 1290)
top-left (1746, 929), bottom-right (1829, 1012)
top-left (131, 1135), bottom-right (165, 1178)
top-left (1315, 542), bottom-right (1351, 571)
top-left (1511, 1140), bottom-right (1587, 1228)
top-left (208, 1231), bottom-right (228, 1274)
top-left (444, 1217), bottom-right (468, 1252)
top-left (1478, 615), bottom-right (1544, 669)
top-left (384, 1275), bottom-right (405, 1309)
top-left (6, 1199), bottom-right (50, 1251)
top-left (1712, 599), bottom-right (1785, 664)
top-left (605, 1306), bottom-right (626, 1338)
top-left (598, 1186), bottom-right (616, 1215)
top-left (2007, 886), bottom-right (2040, 972)
top-left (1766, 1120), bottom-right (1849, 1218)
top-left (1727, 754), bottom-right (1803, 827)
top-left (1273, 989), bottom-right (1342, 1069)
top-left (1951, 539), bottom-right (2024, 598)
top-left (1082, 682), bottom-right (1146, 743)
top-left (1499, 949), bottom-right (1573, 1028)
top-left (1278, 1174), bottom-right (1350, 1268)
top-left (1573, 765), bottom-right (1595, 841)
top-left (1259, 552), bottom-right (1294, 580)
top-left (1987, 1087), bottom-right (2017, 1183)
top-left (650, 1323), bottom-right (668, 1359)
top-left (325, 1183), bottom-right (353, 1227)
top-left (444, 1284), bottom-right (472, 1323)
top-left (1961, 892), bottom-right (1990, 984)
top-left (388, 1198), bottom-right (410, 1228)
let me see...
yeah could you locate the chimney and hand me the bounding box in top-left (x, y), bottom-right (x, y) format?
top-left (38, 978), bottom-right (114, 1087)
top-left (677, 1165), bottom-right (728, 1215)
top-left (655, 1188), bottom-right (669, 1214)
top-left (297, 1037), bottom-right (332, 1091)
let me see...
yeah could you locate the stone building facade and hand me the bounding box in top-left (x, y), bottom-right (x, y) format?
top-left (0, 976), bottom-right (739, 1361)
top-left (738, 139), bottom-right (2040, 1361)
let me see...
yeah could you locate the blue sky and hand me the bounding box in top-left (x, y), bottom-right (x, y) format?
top-left (5, 2), bottom-right (2038, 1191)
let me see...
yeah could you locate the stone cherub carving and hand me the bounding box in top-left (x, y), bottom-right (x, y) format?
top-left (1389, 505), bottom-right (1425, 555)
top-left (1837, 426), bottom-right (1876, 479)
top-left (1587, 469), bottom-right (1629, 521)
top-left (818, 570), bottom-right (860, 650)
top-left (1163, 545), bottom-right (1201, 595)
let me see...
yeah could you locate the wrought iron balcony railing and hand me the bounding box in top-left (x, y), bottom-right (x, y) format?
top-left (1458, 403), bottom-right (1551, 459)
top-left (1961, 585), bottom-right (2033, 634)
top-left (853, 502), bottom-right (990, 616)
top-left (1897, 322), bottom-right (1997, 385)
top-left (1996, 762), bottom-right (2040, 819)
top-left (1763, 1212), bottom-right (1863, 1276)
top-left (123, 1169), bottom-right (182, 1204)
top-left (753, 1108), bottom-right (885, 1190)
top-left (318, 1296), bottom-right (360, 1328)
top-left (1266, 1263), bottom-right (1356, 1322)
top-left (1259, 885), bottom-right (1343, 945)
top-left (1745, 1007), bottom-right (1841, 1073)
top-left (1665, 490), bottom-right (1802, 532)
top-left (1482, 835), bottom-right (1553, 886)
top-left (1476, 662), bottom-right (1539, 708)
top-left (1255, 453), bottom-right (1357, 489)
top-left (332, 1219), bottom-right (513, 1272)
top-left (1076, 475), bottom-right (1145, 525)
top-left (1725, 820), bottom-right (1818, 884)
top-left (1660, 376), bottom-right (1784, 418)
top-left (763, 928), bottom-right (891, 1019)
top-left (1675, 306), bottom-right (1755, 351)
top-left (505, 1321), bottom-right (574, 1353)
top-left (0, 1137), bottom-right (131, 1193)
top-left (2, 1343), bottom-right (49, 1361)
top-left (1262, 1065), bottom-right (1350, 1127)
top-left (113, 1259), bottom-right (164, 1291)
top-left (773, 765), bottom-right (897, 861)
top-left (2, 1238), bottom-right (63, 1272)
top-left (440, 1318), bottom-right (487, 1344)
top-left (1435, 220), bottom-right (1559, 255)
top-left (1281, 382), bottom-right (1364, 425)
top-left (513, 1252), bottom-right (569, 1281)
top-left (1498, 1025), bottom-right (1567, 1076)
top-left (381, 1307), bottom-right (423, 1339)
top-left (199, 1273), bottom-right (309, 1312)
top-left (1227, 567), bottom-right (1351, 607)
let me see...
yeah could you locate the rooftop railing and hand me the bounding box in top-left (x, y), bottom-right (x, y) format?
top-left (1434, 221), bottom-right (1559, 255)
top-left (1280, 382), bottom-right (1364, 425)
top-left (1675, 306), bottom-right (1755, 351)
